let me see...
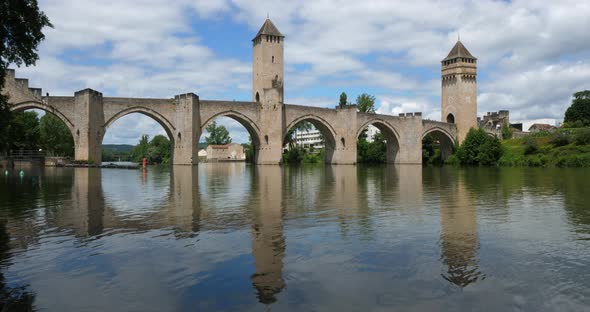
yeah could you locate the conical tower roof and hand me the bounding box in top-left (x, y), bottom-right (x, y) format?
top-left (443, 40), bottom-right (476, 62)
top-left (253, 18), bottom-right (284, 41)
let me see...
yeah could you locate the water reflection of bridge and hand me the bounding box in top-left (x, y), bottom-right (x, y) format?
top-left (2, 164), bottom-right (493, 305)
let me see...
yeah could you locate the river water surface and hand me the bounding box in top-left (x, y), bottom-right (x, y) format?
top-left (0, 164), bottom-right (589, 311)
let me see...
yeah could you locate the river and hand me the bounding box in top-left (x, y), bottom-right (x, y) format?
top-left (0, 164), bottom-right (589, 311)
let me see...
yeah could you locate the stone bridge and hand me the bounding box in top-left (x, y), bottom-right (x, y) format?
top-left (2, 68), bottom-right (457, 165)
top-left (2, 70), bottom-right (457, 165)
top-left (1, 19), bottom-right (473, 165)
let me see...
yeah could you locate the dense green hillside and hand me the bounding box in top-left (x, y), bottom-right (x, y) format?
top-left (498, 128), bottom-right (590, 167)
top-left (102, 144), bottom-right (134, 152)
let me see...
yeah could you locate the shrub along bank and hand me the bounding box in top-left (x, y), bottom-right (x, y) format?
top-left (498, 128), bottom-right (590, 167)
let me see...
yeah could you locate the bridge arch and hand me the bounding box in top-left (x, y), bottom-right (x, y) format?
top-left (10, 101), bottom-right (75, 135)
top-left (102, 106), bottom-right (177, 164)
top-left (356, 119), bottom-right (401, 163)
top-left (422, 127), bottom-right (455, 163)
top-left (104, 106), bottom-right (176, 141)
top-left (284, 114), bottom-right (337, 163)
top-left (200, 110), bottom-right (262, 163)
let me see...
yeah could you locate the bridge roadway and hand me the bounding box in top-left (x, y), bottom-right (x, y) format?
top-left (2, 69), bottom-right (456, 165)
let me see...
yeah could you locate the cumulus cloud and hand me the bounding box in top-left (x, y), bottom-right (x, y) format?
top-left (13, 0), bottom-right (590, 144)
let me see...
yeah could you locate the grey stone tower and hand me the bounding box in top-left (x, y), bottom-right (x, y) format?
top-left (252, 18), bottom-right (284, 103)
top-left (441, 40), bottom-right (477, 143)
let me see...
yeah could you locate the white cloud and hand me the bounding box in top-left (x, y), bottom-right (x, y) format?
top-left (376, 95), bottom-right (437, 120)
top-left (13, 0), bottom-right (590, 144)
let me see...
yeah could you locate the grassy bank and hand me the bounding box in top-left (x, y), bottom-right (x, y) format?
top-left (499, 130), bottom-right (590, 167)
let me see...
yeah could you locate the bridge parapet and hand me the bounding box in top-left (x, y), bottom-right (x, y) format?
top-left (2, 68), bottom-right (43, 104)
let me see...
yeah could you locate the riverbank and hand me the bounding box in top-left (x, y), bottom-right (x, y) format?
top-left (64, 162), bottom-right (140, 169)
top-left (498, 135), bottom-right (590, 167)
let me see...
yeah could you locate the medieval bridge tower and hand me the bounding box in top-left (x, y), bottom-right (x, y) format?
top-left (252, 19), bottom-right (284, 103)
top-left (441, 40), bottom-right (478, 143)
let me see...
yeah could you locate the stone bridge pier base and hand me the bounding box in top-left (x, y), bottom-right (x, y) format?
top-left (256, 88), bottom-right (284, 165)
top-left (173, 93), bottom-right (199, 165)
top-left (330, 106), bottom-right (358, 165)
top-left (74, 89), bottom-right (105, 164)
top-left (396, 117), bottom-right (423, 164)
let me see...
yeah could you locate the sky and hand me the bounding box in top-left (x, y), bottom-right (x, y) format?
top-left (15, 0), bottom-right (590, 144)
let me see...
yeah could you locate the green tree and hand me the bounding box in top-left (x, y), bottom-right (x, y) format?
top-left (0, 0), bottom-right (52, 152)
top-left (574, 128), bottom-right (590, 145)
top-left (147, 135), bottom-right (171, 164)
top-left (522, 135), bottom-right (539, 155)
top-left (39, 113), bottom-right (74, 156)
top-left (357, 131), bottom-right (387, 163)
top-left (205, 121), bottom-right (232, 145)
top-left (243, 136), bottom-right (255, 163)
top-left (422, 134), bottom-right (437, 164)
top-left (7, 111), bottom-right (40, 150)
top-left (564, 90), bottom-right (590, 127)
top-left (501, 121), bottom-right (513, 140)
top-left (356, 93), bottom-right (376, 113)
top-left (339, 92), bottom-right (347, 108)
top-left (131, 134), bottom-right (150, 162)
top-left (456, 128), bottom-right (503, 165)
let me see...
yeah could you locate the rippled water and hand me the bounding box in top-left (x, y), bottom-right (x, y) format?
top-left (0, 164), bottom-right (589, 311)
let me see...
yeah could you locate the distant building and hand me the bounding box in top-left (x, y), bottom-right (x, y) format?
top-left (294, 129), bottom-right (324, 149)
top-left (364, 125), bottom-right (380, 142)
top-left (206, 143), bottom-right (245, 161)
top-left (478, 110), bottom-right (510, 130)
top-left (529, 123), bottom-right (557, 133)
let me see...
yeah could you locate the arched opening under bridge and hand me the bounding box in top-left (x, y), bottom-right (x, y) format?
top-left (102, 110), bottom-right (175, 165)
top-left (422, 128), bottom-right (455, 165)
top-left (198, 113), bottom-right (261, 164)
top-left (8, 103), bottom-right (75, 158)
top-left (356, 120), bottom-right (400, 164)
top-left (283, 116), bottom-right (337, 164)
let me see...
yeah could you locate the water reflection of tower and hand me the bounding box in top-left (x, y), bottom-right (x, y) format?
top-left (250, 166), bottom-right (285, 304)
top-left (439, 169), bottom-right (483, 287)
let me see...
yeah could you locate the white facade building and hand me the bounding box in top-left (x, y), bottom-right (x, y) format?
top-left (294, 129), bottom-right (324, 149)
top-left (365, 125), bottom-right (380, 142)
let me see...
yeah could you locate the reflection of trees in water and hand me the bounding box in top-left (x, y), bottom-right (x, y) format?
top-left (0, 221), bottom-right (36, 311)
top-left (465, 167), bottom-right (590, 234)
top-left (539, 168), bottom-right (590, 234)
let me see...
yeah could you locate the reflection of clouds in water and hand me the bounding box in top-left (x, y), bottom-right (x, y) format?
top-left (14, 230), bottom-right (253, 311)
top-left (101, 169), bottom-right (171, 218)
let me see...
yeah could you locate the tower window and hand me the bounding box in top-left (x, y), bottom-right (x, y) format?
top-left (272, 56), bottom-right (274, 63)
top-left (447, 113), bottom-right (455, 124)
top-left (256, 92), bottom-right (260, 103)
